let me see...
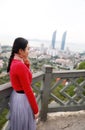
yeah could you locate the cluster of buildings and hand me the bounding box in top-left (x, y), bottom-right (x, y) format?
top-left (29, 45), bottom-right (83, 70)
top-left (0, 31), bottom-right (85, 73)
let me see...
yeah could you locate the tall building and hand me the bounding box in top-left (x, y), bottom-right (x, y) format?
top-left (40, 43), bottom-right (45, 54)
top-left (61, 31), bottom-right (67, 50)
top-left (51, 30), bottom-right (57, 49)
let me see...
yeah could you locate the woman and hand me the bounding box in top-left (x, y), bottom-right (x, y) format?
top-left (7, 37), bottom-right (39, 130)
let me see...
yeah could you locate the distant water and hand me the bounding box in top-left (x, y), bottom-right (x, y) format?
top-left (29, 40), bottom-right (85, 53)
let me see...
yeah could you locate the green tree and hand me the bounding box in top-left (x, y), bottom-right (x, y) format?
top-left (77, 61), bottom-right (85, 85)
top-left (77, 61), bottom-right (85, 69)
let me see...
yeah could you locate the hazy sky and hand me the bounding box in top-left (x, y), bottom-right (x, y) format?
top-left (0, 0), bottom-right (85, 52)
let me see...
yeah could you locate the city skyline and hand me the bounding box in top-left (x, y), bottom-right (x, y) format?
top-left (0, 0), bottom-right (85, 52)
top-left (0, 35), bottom-right (85, 53)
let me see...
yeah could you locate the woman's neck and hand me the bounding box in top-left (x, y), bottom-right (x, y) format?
top-left (14, 53), bottom-right (24, 63)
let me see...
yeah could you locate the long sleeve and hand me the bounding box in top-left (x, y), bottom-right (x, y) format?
top-left (17, 63), bottom-right (38, 114)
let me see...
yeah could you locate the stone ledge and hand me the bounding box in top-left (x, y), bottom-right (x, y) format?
top-left (2, 121), bottom-right (9, 130)
top-left (2, 110), bottom-right (85, 130)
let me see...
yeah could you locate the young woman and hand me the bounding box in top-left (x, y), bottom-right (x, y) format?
top-left (7, 37), bottom-right (39, 130)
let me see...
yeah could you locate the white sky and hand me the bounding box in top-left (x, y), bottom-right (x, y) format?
top-left (0, 0), bottom-right (85, 52)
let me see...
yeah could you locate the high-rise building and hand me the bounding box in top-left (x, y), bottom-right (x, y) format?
top-left (40, 43), bottom-right (45, 54)
top-left (61, 31), bottom-right (67, 50)
top-left (51, 30), bottom-right (56, 49)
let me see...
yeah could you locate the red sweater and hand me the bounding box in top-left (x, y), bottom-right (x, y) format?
top-left (10, 59), bottom-right (38, 114)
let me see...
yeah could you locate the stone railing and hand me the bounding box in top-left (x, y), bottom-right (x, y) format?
top-left (0, 66), bottom-right (85, 123)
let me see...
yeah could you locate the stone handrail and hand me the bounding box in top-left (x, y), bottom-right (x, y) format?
top-left (0, 66), bottom-right (85, 122)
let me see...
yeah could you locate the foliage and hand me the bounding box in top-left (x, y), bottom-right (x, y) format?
top-left (76, 61), bottom-right (85, 91)
top-left (77, 77), bottom-right (84, 84)
top-left (0, 68), bottom-right (2, 74)
top-left (32, 82), bottom-right (41, 96)
top-left (51, 84), bottom-right (66, 101)
top-left (30, 58), bottom-right (55, 72)
top-left (51, 81), bottom-right (75, 102)
top-left (0, 109), bottom-right (8, 130)
top-left (0, 75), bottom-right (10, 85)
top-left (77, 61), bottom-right (85, 69)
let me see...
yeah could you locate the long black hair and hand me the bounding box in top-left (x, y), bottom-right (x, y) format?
top-left (7, 37), bottom-right (28, 72)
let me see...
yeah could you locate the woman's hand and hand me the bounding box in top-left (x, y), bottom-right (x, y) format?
top-left (35, 112), bottom-right (39, 119)
top-left (23, 57), bottom-right (30, 65)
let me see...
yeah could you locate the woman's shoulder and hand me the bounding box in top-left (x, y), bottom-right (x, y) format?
top-left (12, 59), bottom-right (25, 69)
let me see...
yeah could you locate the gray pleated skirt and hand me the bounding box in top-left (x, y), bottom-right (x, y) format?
top-left (9, 90), bottom-right (36, 130)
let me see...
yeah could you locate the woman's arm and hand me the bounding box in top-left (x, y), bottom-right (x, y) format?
top-left (17, 63), bottom-right (39, 114)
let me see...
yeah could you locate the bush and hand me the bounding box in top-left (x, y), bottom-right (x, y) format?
top-left (0, 109), bottom-right (8, 130)
top-left (77, 61), bottom-right (85, 69)
top-left (0, 75), bottom-right (10, 85)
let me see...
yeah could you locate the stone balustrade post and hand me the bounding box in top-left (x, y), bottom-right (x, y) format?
top-left (40, 65), bottom-right (53, 121)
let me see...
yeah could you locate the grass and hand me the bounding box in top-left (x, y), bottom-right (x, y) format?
top-left (0, 109), bottom-right (8, 130)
